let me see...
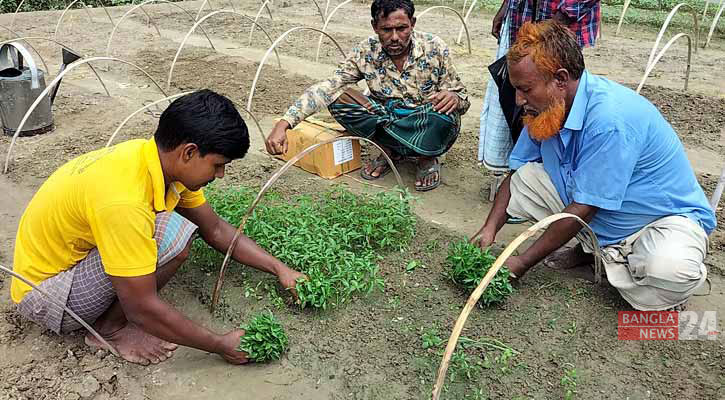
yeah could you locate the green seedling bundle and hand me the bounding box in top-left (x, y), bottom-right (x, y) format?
top-left (445, 240), bottom-right (514, 306)
top-left (194, 185), bottom-right (416, 310)
top-left (238, 311), bottom-right (289, 362)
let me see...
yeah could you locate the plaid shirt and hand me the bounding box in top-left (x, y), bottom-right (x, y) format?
top-left (282, 31), bottom-right (470, 128)
top-left (506, 0), bottom-right (600, 48)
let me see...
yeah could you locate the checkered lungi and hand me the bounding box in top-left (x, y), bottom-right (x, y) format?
top-left (15, 212), bottom-right (197, 334)
top-left (328, 93), bottom-right (460, 158)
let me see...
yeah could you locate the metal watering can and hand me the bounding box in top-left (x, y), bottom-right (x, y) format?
top-left (0, 42), bottom-right (81, 137)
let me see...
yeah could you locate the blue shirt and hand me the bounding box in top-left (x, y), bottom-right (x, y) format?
top-left (509, 70), bottom-right (717, 246)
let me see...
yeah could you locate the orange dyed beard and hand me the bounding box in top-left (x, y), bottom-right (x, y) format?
top-left (522, 98), bottom-right (566, 141)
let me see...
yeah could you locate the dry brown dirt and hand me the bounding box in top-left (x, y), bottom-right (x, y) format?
top-left (0, 1), bottom-right (723, 399)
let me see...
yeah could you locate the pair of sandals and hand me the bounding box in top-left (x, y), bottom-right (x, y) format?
top-left (360, 153), bottom-right (441, 192)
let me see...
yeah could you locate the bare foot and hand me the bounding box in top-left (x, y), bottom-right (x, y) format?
top-left (543, 244), bottom-right (593, 270)
top-left (85, 323), bottom-right (178, 365)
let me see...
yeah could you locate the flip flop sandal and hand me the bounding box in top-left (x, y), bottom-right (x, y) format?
top-left (415, 158), bottom-right (441, 192)
top-left (361, 155), bottom-right (394, 180)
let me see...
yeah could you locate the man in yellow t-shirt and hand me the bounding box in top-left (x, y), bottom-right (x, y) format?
top-left (11, 90), bottom-right (304, 366)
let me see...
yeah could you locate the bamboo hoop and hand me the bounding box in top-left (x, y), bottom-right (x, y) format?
top-left (104, 91), bottom-right (265, 147)
top-left (166, 10), bottom-right (281, 91)
top-left (646, 3), bottom-right (699, 69)
top-left (456, 0), bottom-right (477, 45)
top-left (52, 0), bottom-right (96, 41)
top-left (9, 0), bottom-right (28, 30)
top-left (3, 56), bottom-right (169, 174)
top-left (194, 0), bottom-right (214, 21)
top-left (314, 0), bottom-right (354, 63)
top-left (248, 0), bottom-right (274, 46)
top-left (0, 30), bottom-right (52, 75)
top-left (416, 6), bottom-right (472, 54)
top-left (636, 33), bottom-right (691, 93)
top-left (0, 264), bottom-right (119, 358)
top-left (710, 164), bottom-right (725, 211)
top-left (0, 37), bottom-right (111, 97)
top-left (616, 0), bottom-right (632, 36)
top-left (210, 136), bottom-right (406, 312)
top-left (106, 0), bottom-right (215, 56)
top-left (246, 26), bottom-right (346, 112)
top-left (704, 0), bottom-right (725, 48)
top-left (431, 213), bottom-right (602, 400)
top-left (308, 0), bottom-right (325, 24)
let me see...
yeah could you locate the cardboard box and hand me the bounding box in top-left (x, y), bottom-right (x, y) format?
top-left (275, 117), bottom-right (362, 179)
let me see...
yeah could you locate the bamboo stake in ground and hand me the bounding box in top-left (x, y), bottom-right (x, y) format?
top-left (431, 213), bottom-right (602, 400)
top-left (210, 136), bottom-right (407, 313)
top-left (0, 264), bottom-right (119, 357)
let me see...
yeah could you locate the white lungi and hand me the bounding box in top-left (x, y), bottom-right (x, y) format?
top-left (507, 162), bottom-right (709, 311)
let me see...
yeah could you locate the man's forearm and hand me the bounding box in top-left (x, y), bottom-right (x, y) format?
top-left (206, 218), bottom-right (286, 276)
top-left (517, 202), bottom-right (597, 272)
top-left (129, 297), bottom-right (223, 354)
top-left (482, 173), bottom-right (513, 236)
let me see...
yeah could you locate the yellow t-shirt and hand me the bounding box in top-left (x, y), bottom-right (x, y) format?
top-left (10, 138), bottom-right (206, 303)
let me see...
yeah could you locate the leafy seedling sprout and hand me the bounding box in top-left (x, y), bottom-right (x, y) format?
top-left (445, 240), bottom-right (514, 306)
top-left (238, 311), bottom-right (289, 362)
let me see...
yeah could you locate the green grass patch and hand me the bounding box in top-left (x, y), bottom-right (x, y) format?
top-left (445, 240), bottom-right (514, 306)
top-left (192, 184), bottom-right (416, 310)
top-left (238, 311), bottom-right (289, 362)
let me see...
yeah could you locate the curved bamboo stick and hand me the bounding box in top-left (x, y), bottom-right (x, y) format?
top-left (314, 0), bottom-right (354, 63)
top-left (646, 3), bottom-right (699, 69)
top-left (9, 0), bottom-right (28, 30)
top-left (106, 0), bottom-right (215, 56)
top-left (416, 6), bottom-right (472, 54)
top-left (431, 213), bottom-right (602, 400)
top-left (0, 264), bottom-right (120, 358)
top-left (53, 0), bottom-right (111, 41)
top-left (309, 0), bottom-right (325, 24)
top-left (0, 30), bottom-right (51, 75)
top-left (324, 0), bottom-right (330, 18)
top-left (105, 91), bottom-right (266, 147)
top-left (636, 33), bottom-right (691, 93)
top-left (96, 0), bottom-right (115, 26)
top-left (704, 0), bottom-right (725, 48)
top-left (616, 0), bottom-right (632, 36)
top-left (0, 37), bottom-right (111, 97)
top-left (710, 164), bottom-right (725, 211)
top-left (248, 0), bottom-right (274, 45)
top-left (3, 56), bottom-right (169, 174)
top-left (166, 10), bottom-right (281, 91)
top-left (456, 0), bottom-right (477, 45)
top-left (194, 0), bottom-right (214, 21)
top-left (210, 136), bottom-right (406, 312)
top-left (246, 26), bottom-right (346, 113)
top-left (710, 165), bottom-right (725, 212)
top-left (704, 0), bottom-right (711, 18)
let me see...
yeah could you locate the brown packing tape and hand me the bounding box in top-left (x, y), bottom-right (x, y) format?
top-left (275, 120), bottom-right (362, 179)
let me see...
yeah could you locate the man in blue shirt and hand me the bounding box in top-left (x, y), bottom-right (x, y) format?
top-left (473, 20), bottom-right (716, 311)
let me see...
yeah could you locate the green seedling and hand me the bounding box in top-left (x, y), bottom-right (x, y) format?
top-left (197, 185), bottom-right (416, 310)
top-left (445, 240), bottom-right (514, 306)
top-left (406, 260), bottom-right (422, 272)
top-left (238, 311), bottom-right (289, 362)
top-left (421, 328), bottom-right (444, 349)
top-left (561, 365), bottom-right (579, 400)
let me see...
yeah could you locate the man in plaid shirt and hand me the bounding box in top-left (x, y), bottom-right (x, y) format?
top-left (480, 0), bottom-right (600, 217)
top-left (495, 0), bottom-right (600, 47)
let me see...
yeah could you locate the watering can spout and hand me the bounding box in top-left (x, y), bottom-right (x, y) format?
top-left (49, 48), bottom-right (82, 105)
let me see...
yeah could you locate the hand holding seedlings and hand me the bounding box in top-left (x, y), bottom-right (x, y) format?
top-left (217, 330), bottom-right (250, 365)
